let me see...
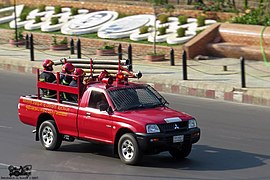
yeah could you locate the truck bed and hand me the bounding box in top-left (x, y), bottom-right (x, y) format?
top-left (18, 95), bottom-right (79, 137)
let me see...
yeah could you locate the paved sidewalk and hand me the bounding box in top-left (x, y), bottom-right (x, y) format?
top-left (1, 44), bottom-right (270, 106)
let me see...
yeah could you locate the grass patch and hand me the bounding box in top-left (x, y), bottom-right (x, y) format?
top-left (0, 23), bottom-right (10, 29)
top-left (22, 6), bottom-right (35, 15)
top-left (80, 33), bottom-right (99, 39)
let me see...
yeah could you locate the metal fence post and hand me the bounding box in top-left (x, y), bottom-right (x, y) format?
top-left (182, 50), bottom-right (187, 80)
top-left (70, 38), bottom-right (74, 55)
top-left (128, 44), bottom-right (132, 70)
top-left (77, 39), bottom-right (81, 59)
top-left (170, 48), bottom-right (175, 66)
top-left (118, 44), bottom-right (122, 60)
top-left (25, 34), bottom-right (29, 49)
top-left (30, 34), bottom-right (34, 61)
top-left (240, 56), bottom-right (246, 88)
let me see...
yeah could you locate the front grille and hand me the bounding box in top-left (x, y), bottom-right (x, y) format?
top-left (158, 121), bottom-right (188, 133)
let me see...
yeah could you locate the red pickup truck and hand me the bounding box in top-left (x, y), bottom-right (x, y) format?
top-left (18, 58), bottom-right (200, 165)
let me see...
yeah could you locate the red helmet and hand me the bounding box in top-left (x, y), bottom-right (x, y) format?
top-left (73, 68), bottom-right (85, 80)
top-left (98, 70), bottom-right (109, 81)
top-left (42, 59), bottom-right (54, 71)
top-left (62, 63), bottom-right (75, 74)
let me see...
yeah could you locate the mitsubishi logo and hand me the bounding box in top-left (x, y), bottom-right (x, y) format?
top-left (174, 124), bottom-right (180, 130)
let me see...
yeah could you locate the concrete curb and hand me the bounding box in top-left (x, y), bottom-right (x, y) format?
top-left (1, 61), bottom-right (270, 107)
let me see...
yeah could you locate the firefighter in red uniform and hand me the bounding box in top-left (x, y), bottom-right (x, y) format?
top-left (60, 62), bottom-right (75, 100)
top-left (60, 62), bottom-right (75, 85)
top-left (69, 68), bottom-right (86, 102)
top-left (39, 59), bottom-right (56, 98)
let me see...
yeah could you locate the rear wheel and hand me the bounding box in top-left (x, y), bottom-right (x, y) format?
top-left (39, 120), bottom-right (62, 150)
top-left (169, 144), bottom-right (192, 160)
top-left (118, 133), bottom-right (142, 165)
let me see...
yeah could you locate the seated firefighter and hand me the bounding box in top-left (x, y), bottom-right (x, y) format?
top-left (68, 68), bottom-right (86, 102)
top-left (60, 62), bottom-right (75, 85)
top-left (39, 59), bottom-right (56, 98)
top-left (60, 62), bottom-right (75, 100)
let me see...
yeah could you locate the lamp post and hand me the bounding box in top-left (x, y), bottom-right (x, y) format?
top-left (13, 0), bottom-right (18, 47)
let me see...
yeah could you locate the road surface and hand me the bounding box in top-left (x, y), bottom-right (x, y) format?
top-left (0, 70), bottom-right (270, 180)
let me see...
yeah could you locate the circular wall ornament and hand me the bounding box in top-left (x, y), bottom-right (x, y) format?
top-left (98, 14), bottom-right (155, 39)
top-left (61, 11), bottom-right (118, 35)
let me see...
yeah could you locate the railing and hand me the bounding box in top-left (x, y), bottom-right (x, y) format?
top-left (37, 69), bottom-right (81, 104)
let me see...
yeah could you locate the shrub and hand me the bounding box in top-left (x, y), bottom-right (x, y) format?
top-left (158, 14), bottom-right (169, 24)
top-left (178, 15), bottom-right (188, 25)
top-left (194, 1), bottom-right (236, 13)
top-left (51, 36), bottom-right (67, 45)
top-left (71, 7), bottom-right (79, 16)
top-left (139, 26), bottom-right (149, 34)
top-left (98, 43), bottom-right (114, 50)
top-left (20, 13), bottom-right (28, 21)
top-left (164, 4), bottom-right (175, 16)
top-left (51, 36), bottom-right (57, 45)
top-left (231, 7), bottom-right (270, 26)
top-left (59, 37), bottom-right (68, 45)
top-left (158, 26), bottom-right (167, 36)
top-left (18, 30), bottom-right (24, 40)
top-left (13, 30), bottom-right (24, 40)
top-left (177, 27), bottom-right (186, 37)
top-left (197, 16), bottom-right (206, 27)
top-left (38, 4), bottom-right (46, 12)
top-left (54, 6), bottom-right (62, 14)
top-left (35, 16), bottom-right (42, 23)
top-left (50, 17), bottom-right (59, 25)
top-left (103, 45), bottom-right (114, 50)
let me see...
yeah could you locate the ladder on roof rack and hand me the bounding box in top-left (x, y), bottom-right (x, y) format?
top-left (54, 58), bottom-right (141, 80)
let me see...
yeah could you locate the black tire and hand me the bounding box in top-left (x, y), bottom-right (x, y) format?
top-left (39, 120), bottom-right (62, 150)
top-left (118, 133), bottom-right (142, 165)
top-left (169, 144), bottom-right (192, 160)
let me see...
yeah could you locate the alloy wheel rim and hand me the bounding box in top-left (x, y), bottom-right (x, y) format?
top-left (42, 126), bottom-right (54, 147)
top-left (121, 139), bottom-right (134, 160)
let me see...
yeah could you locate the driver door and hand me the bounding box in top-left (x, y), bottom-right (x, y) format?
top-left (78, 90), bottom-right (113, 143)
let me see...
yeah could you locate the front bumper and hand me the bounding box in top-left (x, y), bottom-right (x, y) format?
top-left (135, 128), bottom-right (200, 154)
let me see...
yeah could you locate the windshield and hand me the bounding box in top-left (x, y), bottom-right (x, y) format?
top-left (108, 85), bottom-right (167, 111)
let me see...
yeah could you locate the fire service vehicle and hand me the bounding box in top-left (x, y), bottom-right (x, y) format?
top-left (18, 58), bottom-right (200, 165)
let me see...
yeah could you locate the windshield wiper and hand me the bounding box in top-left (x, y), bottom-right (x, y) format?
top-left (148, 102), bottom-right (166, 108)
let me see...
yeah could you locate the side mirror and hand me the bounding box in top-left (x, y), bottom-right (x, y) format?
top-left (99, 104), bottom-right (113, 114)
top-left (107, 106), bottom-right (113, 115)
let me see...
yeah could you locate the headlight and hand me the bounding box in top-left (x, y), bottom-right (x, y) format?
top-left (146, 124), bottom-right (160, 133)
top-left (188, 119), bottom-right (197, 129)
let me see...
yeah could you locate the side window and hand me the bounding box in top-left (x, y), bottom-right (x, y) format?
top-left (88, 91), bottom-right (108, 109)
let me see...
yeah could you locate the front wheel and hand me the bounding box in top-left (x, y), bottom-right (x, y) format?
top-left (169, 144), bottom-right (192, 160)
top-left (39, 120), bottom-right (62, 150)
top-left (118, 133), bottom-right (142, 165)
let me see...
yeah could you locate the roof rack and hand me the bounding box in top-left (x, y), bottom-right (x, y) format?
top-left (54, 57), bottom-right (142, 83)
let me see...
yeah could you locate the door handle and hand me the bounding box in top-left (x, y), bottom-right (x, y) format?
top-left (86, 112), bottom-right (91, 117)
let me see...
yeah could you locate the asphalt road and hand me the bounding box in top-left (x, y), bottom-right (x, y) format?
top-left (0, 70), bottom-right (270, 180)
